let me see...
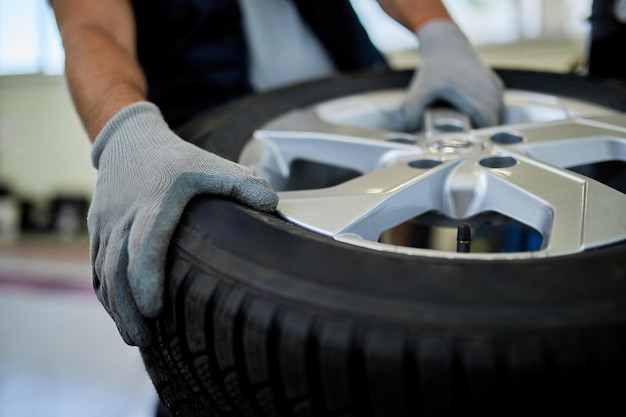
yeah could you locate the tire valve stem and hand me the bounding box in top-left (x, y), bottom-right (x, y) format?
top-left (457, 223), bottom-right (472, 253)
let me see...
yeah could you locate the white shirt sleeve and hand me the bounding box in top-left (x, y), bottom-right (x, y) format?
top-left (616, 0), bottom-right (626, 23)
top-left (238, 0), bottom-right (338, 92)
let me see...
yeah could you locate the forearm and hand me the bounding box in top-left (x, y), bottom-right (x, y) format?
top-left (52, 0), bottom-right (147, 142)
top-left (62, 27), bottom-right (147, 141)
top-left (376, 0), bottom-right (452, 33)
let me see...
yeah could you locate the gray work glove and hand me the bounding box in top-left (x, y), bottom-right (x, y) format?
top-left (404, 20), bottom-right (505, 131)
top-left (88, 102), bottom-right (278, 346)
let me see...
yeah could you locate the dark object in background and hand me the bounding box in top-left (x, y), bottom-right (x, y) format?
top-left (0, 183), bottom-right (20, 243)
top-left (19, 200), bottom-right (44, 233)
top-left (18, 196), bottom-right (90, 239)
top-left (48, 196), bottom-right (90, 239)
top-left (588, 0), bottom-right (626, 79)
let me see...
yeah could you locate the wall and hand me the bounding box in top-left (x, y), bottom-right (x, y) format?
top-left (0, 74), bottom-right (95, 203)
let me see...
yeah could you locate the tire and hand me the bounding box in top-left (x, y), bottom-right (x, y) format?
top-left (141, 70), bottom-right (626, 417)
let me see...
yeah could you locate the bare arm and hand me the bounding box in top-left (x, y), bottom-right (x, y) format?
top-left (50, 0), bottom-right (147, 141)
top-left (376, 0), bottom-right (451, 33)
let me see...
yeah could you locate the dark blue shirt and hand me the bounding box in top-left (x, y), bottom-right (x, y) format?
top-left (130, 0), bottom-right (388, 128)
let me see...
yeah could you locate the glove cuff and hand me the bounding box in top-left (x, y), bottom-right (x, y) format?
top-left (411, 16), bottom-right (452, 34)
top-left (416, 20), bottom-right (471, 59)
top-left (91, 102), bottom-right (168, 169)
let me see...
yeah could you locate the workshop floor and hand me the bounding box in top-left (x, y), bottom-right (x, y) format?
top-left (0, 39), bottom-right (586, 417)
top-left (0, 240), bottom-right (159, 417)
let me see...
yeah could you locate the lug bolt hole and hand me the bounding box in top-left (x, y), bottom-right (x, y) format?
top-left (386, 136), bottom-right (417, 145)
top-left (409, 159), bottom-right (443, 169)
top-left (434, 119), bottom-right (466, 133)
top-left (491, 131), bottom-right (524, 145)
top-left (480, 156), bottom-right (518, 169)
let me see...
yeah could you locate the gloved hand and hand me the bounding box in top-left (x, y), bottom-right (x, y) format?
top-left (404, 20), bottom-right (505, 132)
top-left (88, 102), bottom-right (278, 346)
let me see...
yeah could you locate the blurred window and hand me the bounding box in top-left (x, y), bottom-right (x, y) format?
top-left (351, 0), bottom-right (593, 52)
top-left (0, 0), bottom-right (64, 75)
top-left (0, 0), bottom-right (592, 75)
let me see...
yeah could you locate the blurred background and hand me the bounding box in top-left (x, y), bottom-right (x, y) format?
top-left (0, 0), bottom-right (595, 416)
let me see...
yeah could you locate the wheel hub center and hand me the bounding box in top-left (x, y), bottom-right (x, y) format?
top-left (428, 136), bottom-right (482, 155)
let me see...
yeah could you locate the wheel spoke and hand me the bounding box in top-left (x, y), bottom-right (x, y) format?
top-left (262, 106), bottom-right (412, 142)
top-left (249, 107), bottom-right (425, 178)
top-left (277, 161), bottom-right (460, 241)
top-left (252, 129), bottom-right (420, 178)
top-left (476, 155), bottom-right (626, 254)
top-left (483, 118), bottom-right (626, 167)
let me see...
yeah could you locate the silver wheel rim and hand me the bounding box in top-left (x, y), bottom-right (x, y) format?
top-left (240, 89), bottom-right (626, 260)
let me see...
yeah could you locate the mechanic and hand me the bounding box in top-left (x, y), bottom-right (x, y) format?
top-left (49, 0), bottom-right (505, 348)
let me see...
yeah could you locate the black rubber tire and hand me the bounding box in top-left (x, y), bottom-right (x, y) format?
top-left (141, 70), bottom-right (626, 417)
